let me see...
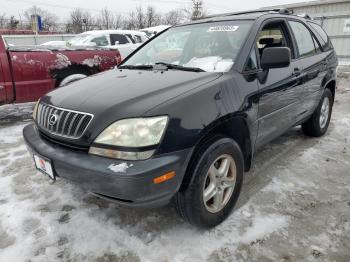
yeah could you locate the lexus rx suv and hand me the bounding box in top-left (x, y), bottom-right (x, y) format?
top-left (24, 9), bottom-right (338, 228)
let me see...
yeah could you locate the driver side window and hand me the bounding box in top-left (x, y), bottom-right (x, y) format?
top-left (257, 21), bottom-right (294, 60)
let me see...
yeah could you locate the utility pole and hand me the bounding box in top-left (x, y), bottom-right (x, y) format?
top-left (192, 0), bottom-right (203, 21)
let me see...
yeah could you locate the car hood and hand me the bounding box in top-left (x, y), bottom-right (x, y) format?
top-left (42, 69), bottom-right (222, 141)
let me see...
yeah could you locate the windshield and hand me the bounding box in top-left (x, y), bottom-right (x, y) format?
top-left (122, 20), bottom-right (253, 72)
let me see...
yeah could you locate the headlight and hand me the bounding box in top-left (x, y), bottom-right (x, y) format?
top-left (89, 116), bottom-right (168, 160)
top-left (32, 100), bottom-right (40, 121)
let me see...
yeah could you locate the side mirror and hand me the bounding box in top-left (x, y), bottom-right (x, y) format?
top-left (114, 41), bottom-right (120, 45)
top-left (261, 47), bottom-right (291, 70)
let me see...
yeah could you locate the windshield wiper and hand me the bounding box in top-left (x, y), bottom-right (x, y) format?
top-left (118, 64), bottom-right (153, 70)
top-left (155, 62), bottom-right (205, 72)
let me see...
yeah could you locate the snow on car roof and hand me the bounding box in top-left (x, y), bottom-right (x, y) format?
top-left (83, 30), bottom-right (147, 36)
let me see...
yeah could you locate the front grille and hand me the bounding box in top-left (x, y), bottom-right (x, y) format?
top-left (36, 103), bottom-right (93, 139)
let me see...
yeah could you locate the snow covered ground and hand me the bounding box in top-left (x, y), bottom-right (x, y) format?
top-left (0, 75), bottom-right (349, 261)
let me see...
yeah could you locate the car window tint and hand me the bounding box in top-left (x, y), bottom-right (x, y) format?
top-left (308, 22), bottom-right (330, 51)
top-left (289, 21), bottom-right (316, 57)
top-left (126, 34), bottom-right (135, 44)
top-left (312, 35), bottom-right (321, 53)
top-left (245, 48), bottom-right (258, 71)
top-left (133, 35), bottom-right (143, 43)
top-left (110, 34), bottom-right (129, 45)
top-left (257, 21), bottom-right (293, 59)
top-left (91, 36), bottom-right (109, 46)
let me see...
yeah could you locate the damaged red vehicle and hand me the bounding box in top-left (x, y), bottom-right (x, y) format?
top-left (0, 37), bottom-right (121, 104)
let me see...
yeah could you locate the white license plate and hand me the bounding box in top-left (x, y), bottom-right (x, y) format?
top-left (33, 154), bottom-right (55, 180)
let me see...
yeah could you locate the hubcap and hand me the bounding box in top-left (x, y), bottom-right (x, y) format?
top-left (319, 97), bottom-right (330, 129)
top-left (203, 154), bottom-right (236, 213)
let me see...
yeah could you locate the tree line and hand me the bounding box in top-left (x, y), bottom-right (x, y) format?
top-left (0, 1), bottom-right (207, 33)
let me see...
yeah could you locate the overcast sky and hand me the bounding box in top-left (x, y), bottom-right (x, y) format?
top-left (2, 0), bottom-right (314, 22)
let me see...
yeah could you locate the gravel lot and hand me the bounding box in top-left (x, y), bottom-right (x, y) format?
top-left (0, 72), bottom-right (349, 262)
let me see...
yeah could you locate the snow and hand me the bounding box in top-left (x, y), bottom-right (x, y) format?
top-left (0, 73), bottom-right (349, 261)
top-left (108, 163), bottom-right (133, 173)
top-left (184, 56), bottom-right (234, 72)
top-left (53, 53), bottom-right (71, 69)
top-left (82, 55), bottom-right (102, 68)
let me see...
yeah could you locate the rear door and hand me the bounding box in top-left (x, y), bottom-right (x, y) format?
top-left (255, 19), bottom-right (304, 148)
top-left (287, 19), bottom-right (328, 116)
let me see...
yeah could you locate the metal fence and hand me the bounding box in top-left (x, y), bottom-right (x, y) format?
top-left (2, 34), bottom-right (76, 46)
top-left (287, 1), bottom-right (350, 62)
top-left (264, 0), bottom-right (350, 62)
top-left (312, 13), bottom-right (350, 61)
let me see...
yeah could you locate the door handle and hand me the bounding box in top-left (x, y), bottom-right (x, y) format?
top-left (292, 68), bottom-right (301, 77)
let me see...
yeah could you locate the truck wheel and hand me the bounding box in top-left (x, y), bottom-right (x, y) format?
top-left (59, 74), bottom-right (87, 87)
top-left (174, 136), bottom-right (244, 228)
top-left (302, 89), bottom-right (333, 137)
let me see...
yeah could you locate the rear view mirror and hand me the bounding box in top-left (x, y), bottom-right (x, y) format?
top-left (261, 47), bottom-right (291, 70)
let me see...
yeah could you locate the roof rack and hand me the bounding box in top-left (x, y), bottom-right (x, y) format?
top-left (205, 8), bottom-right (294, 19)
top-left (296, 13), bottom-right (313, 20)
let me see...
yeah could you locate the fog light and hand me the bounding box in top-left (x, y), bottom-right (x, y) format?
top-left (153, 171), bottom-right (176, 184)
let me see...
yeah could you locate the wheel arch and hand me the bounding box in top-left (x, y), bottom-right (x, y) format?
top-left (51, 64), bottom-right (97, 87)
top-left (324, 79), bottom-right (336, 102)
top-left (179, 114), bottom-right (253, 192)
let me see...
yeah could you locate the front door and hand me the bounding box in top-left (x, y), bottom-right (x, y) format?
top-left (255, 19), bottom-right (304, 148)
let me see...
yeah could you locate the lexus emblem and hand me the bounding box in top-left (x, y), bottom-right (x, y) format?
top-left (48, 114), bottom-right (58, 126)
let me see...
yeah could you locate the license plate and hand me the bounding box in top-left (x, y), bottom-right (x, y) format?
top-left (33, 154), bottom-right (55, 180)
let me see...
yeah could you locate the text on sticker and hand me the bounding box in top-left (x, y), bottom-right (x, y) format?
top-left (208, 26), bottom-right (239, 32)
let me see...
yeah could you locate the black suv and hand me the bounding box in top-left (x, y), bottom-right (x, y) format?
top-left (24, 9), bottom-right (338, 228)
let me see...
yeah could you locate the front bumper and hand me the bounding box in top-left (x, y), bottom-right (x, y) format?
top-left (23, 124), bottom-right (191, 208)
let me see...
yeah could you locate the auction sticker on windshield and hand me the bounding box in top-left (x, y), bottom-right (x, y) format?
top-left (33, 154), bottom-right (55, 180)
top-left (208, 26), bottom-right (239, 32)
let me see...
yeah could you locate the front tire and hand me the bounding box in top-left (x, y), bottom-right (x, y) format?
top-left (302, 89), bottom-right (333, 137)
top-left (174, 137), bottom-right (244, 228)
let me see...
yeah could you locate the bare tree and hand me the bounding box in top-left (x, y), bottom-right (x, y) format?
top-left (114, 14), bottom-right (123, 29)
top-left (98, 8), bottom-right (115, 29)
top-left (135, 5), bottom-right (145, 29)
top-left (124, 11), bottom-right (137, 30)
top-left (68, 8), bottom-right (83, 33)
top-left (145, 6), bottom-right (161, 28)
top-left (163, 9), bottom-right (183, 25)
top-left (0, 13), bottom-right (7, 28)
top-left (9, 16), bottom-right (19, 29)
top-left (184, 0), bottom-right (206, 21)
top-left (24, 5), bottom-right (58, 31)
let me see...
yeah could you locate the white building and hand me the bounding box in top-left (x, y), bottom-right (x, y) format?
top-left (264, 0), bottom-right (350, 62)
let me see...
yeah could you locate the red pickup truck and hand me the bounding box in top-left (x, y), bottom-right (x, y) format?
top-left (0, 37), bottom-right (121, 104)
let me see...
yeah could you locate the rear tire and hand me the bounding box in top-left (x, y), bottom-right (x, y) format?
top-left (302, 89), bottom-right (333, 137)
top-left (174, 136), bottom-right (244, 228)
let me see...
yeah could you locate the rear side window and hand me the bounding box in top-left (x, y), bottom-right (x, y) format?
top-left (91, 36), bottom-right (109, 46)
top-left (110, 34), bottom-right (130, 45)
top-left (289, 21), bottom-right (316, 57)
top-left (307, 22), bottom-right (331, 51)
